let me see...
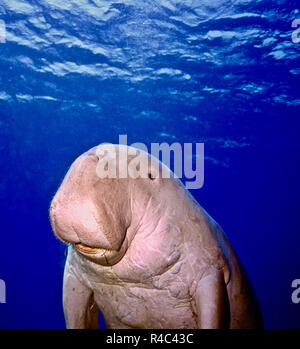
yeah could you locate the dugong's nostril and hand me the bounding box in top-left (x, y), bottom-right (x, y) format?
top-left (87, 152), bottom-right (99, 161)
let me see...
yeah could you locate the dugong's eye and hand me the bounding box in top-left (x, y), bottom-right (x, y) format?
top-left (148, 172), bottom-right (155, 180)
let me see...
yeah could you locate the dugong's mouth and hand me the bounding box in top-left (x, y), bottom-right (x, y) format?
top-left (73, 237), bottom-right (129, 266)
top-left (75, 242), bottom-right (101, 254)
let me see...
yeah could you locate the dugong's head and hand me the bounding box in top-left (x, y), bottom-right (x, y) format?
top-left (49, 144), bottom-right (179, 266)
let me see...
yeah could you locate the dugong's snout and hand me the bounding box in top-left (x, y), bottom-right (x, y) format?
top-left (49, 189), bottom-right (131, 265)
top-left (49, 146), bottom-right (141, 265)
top-left (49, 198), bottom-right (120, 249)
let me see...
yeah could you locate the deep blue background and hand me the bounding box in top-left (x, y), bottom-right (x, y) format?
top-left (0, 0), bottom-right (299, 328)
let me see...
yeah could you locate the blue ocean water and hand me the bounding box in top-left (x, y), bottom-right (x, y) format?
top-left (0, 0), bottom-right (299, 329)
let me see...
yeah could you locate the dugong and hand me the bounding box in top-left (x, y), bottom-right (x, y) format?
top-left (49, 144), bottom-right (263, 329)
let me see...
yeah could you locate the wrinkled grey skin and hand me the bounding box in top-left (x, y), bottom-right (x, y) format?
top-left (49, 144), bottom-right (263, 329)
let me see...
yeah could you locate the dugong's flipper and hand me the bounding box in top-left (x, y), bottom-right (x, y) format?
top-left (194, 269), bottom-right (229, 329)
top-left (63, 248), bottom-right (99, 329)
